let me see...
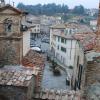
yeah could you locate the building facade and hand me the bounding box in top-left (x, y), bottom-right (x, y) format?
top-left (50, 23), bottom-right (86, 67)
top-left (40, 15), bottom-right (63, 34)
top-left (0, 65), bottom-right (37, 100)
top-left (22, 14), bottom-right (41, 39)
top-left (0, 4), bottom-right (30, 65)
top-left (50, 23), bottom-right (85, 90)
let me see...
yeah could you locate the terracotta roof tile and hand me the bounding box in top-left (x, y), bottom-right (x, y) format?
top-left (0, 69), bottom-right (32, 87)
top-left (0, 65), bottom-right (39, 87)
top-left (22, 50), bottom-right (45, 69)
top-left (34, 89), bottom-right (81, 100)
top-left (73, 32), bottom-right (96, 51)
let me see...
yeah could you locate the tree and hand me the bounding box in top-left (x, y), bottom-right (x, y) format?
top-left (17, 3), bottom-right (26, 11)
top-left (17, 3), bottom-right (69, 15)
top-left (73, 5), bottom-right (85, 15)
top-left (61, 4), bottom-right (69, 13)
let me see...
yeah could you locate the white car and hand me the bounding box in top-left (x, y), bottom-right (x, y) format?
top-left (31, 47), bottom-right (42, 52)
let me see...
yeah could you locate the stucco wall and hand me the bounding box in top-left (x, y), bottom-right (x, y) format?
top-left (23, 31), bottom-right (30, 56)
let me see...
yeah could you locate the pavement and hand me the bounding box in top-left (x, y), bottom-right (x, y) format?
top-left (41, 61), bottom-right (70, 90)
top-left (31, 34), bottom-right (70, 90)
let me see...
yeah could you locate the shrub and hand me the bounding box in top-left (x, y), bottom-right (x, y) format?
top-left (69, 65), bottom-right (73, 69)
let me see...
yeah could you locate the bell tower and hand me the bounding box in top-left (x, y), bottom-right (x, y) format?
top-left (0, 4), bottom-right (23, 66)
top-left (0, 0), bottom-right (5, 7)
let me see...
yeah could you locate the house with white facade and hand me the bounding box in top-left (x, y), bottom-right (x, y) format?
top-left (22, 14), bottom-right (41, 39)
top-left (50, 23), bottom-right (85, 67)
top-left (50, 23), bottom-right (86, 90)
top-left (50, 23), bottom-right (92, 66)
top-left (40, 15), bottom-right (63, 34)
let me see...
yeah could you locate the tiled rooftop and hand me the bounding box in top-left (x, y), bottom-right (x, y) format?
top-left (34, 88), bottom-right (81, 100)
top-left (50, 23), bottom-right (92, 33)
top-left (0, 65), bottom-right (38, 87)
top-left (74, 32), bottom-right (96, 51)
top-left (22, 50), bottom-right (44, 68)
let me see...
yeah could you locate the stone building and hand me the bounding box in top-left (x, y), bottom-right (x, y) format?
top-left (0, 65), bottom-right (38, 100)
top-left (0, 1), bottom-right (44, 100)
top-left (82, 2), bottom-right (100, 100)
top-left (22, 14), bottom-right (41, 39)
top-left (0, 3), bottom-right (30, 65)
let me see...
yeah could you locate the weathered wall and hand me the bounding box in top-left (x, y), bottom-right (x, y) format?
top-left (0, 14), bottom-right (21, 36)
top-left (0, 75), bottom-right (36, 100)
top-left (23, 30), bottom-right (30, 56)
top-left (0, 86), bottom-right (28, 100)
top-left (0, 8), bottom-right (23, 65)
top-left (27, 76), bottom-right (36, 100)
top-left (0, 38), bottom-right (22, 65)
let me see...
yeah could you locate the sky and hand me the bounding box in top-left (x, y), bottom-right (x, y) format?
top-left (6, 0), bottom-right (99, 9)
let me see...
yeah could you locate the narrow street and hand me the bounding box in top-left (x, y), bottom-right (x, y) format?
top-left (42, 61), bottom-right (70, 90)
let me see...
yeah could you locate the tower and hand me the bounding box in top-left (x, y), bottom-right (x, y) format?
top-left (0, 5), bottom-right (23, 65)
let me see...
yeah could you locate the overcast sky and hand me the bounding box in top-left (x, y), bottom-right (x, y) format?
top-left (6, 0), bottom-right (99, 8)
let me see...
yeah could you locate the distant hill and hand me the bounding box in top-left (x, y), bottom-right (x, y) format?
top-left (17, 3), bottom-right (85, 16)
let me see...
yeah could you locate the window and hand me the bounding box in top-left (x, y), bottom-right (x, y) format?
top-left (58, 36), bottom-right (60, 42)
top-left (65, 39), bottom-right (66, 44)
top-left (64, 29), bottom-right (68, 35)
top-left (57, 45), bottom-right (59, 50)
top-left (37, 29), bottom-right (40, 32)
top-left (34, 29), bottom-right (36, 32)
top-left (61, 37), bottom-right (64, 43)
top-left (4, 19), bottom-right (12, 32)
top-left (69, 29), bottom-right (72, 34)
top-left (61, 37), bottom-right (66, 44)
top-left (61, 47), bottom-right (66, 53)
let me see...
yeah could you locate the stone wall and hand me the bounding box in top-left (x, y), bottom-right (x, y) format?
top-left (84, 57), bottom-right (100, 100)
top-left (0, 38), bottom-right (22, 65)
top-left (0, 7), bottom-right (23, 65)
top-left (0, 86), bottom-right (28, 100)
top-left (0, 14), bottom-right (22, 36)
top-left (0, 75), bottom-right (36, 100)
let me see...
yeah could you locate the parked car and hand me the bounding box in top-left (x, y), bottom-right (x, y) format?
top-left (31, 47), bottom-right (42, 53)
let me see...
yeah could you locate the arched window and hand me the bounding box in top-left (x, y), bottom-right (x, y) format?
top-left (4, 18), bottom-right (12, 33)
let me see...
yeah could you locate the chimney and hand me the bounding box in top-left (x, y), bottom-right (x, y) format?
top-left (0, 0), bottom-right (5, 7)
